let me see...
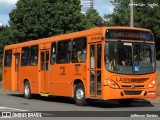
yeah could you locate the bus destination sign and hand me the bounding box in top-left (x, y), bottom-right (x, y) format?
top-left (106, 29), bottom-right (153, 41)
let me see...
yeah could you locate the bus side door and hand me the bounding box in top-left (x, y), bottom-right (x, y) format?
top-left (40, 50), bottom-right (50, 93)
top-left (89, 43), bottom-right (102, 97)
top-left (14, 53), bottom-right (20, 91)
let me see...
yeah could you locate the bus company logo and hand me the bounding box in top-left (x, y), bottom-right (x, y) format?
top-left (131, 84), bottom-right (136, 89)
top-left (2, 112), bottom-right (11, 118)
top-left (2, 112), bottom-right (42, 118)
top-left (91, 36), bottom-right (102, 41)
top-left (60, 66), bottom-right (66, 76)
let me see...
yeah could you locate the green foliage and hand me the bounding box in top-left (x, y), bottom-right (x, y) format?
top-left (9, 0), bottom-right (86, 42)
top-left (0, 26), bottom-right (17, 64)
top-left (0, 26), bottom-right (16, 47)
top-left (0, 66), bottom-right (1, 81)
top-left (85, 9), bottom-right (104, 29)
top-left (104, 1), bottom-right (130, 26)
top-left (0, 26), bottom-right (5, 31)
top-left (0, 0), bottom-right (104, 61)
top-left (104, 0), bottom-right (160, 51)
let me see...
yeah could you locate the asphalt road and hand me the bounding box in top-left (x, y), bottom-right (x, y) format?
top-left (0, 90), bottom-right (160, 119)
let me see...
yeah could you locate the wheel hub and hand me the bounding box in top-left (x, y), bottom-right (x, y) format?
top-left (25, 85), bottom-right (29, 96)
top-left (76, 88), bottom-right (84, 100)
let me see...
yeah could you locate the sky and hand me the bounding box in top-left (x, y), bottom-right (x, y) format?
top-left (0, 0), bottom-right (114, 26)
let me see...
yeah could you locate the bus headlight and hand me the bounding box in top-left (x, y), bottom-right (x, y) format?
top-left (105, 79), bottom-right (120, 89)
top-left (148, 80), bottom-right (156, 88)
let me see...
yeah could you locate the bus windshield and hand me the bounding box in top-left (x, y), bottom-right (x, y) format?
top-left (105, 42), bottom-right (156, 74)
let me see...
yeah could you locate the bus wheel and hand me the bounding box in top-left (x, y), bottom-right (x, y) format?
top-left (24, 81), bottom-right (32, 99)
top-left (118, 99), bottom-right (133, 106)
top-left (74, 83), bottom-right (88, 106)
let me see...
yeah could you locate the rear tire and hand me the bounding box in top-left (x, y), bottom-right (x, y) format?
top-left (118, 99), bottom-right (133, 106)
top-left (24, 81), bottom-right (32, 99)
top-left (74, 83), bottom-right (88, 106)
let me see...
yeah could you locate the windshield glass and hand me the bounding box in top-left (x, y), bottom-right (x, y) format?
top-left (105, 42), bottom-right (156, 74)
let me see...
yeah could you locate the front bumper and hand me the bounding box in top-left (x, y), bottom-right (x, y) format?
top-left (102, 85), bottom-right (157, 100)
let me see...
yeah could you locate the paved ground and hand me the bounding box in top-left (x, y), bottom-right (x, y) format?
top-left (0, 90), bottom-right (160, 119)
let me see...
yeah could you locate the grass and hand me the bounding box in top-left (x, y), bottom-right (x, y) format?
top-left (156, 70), bottom-right (160, 96)
top-left (0, 87), bottom-right (3, 91)
top-left (156, 61), bottom-right (160, 96)
top-left (0, 66), bottom-right (1, 82)
top-left (0, 87), bottom-right (6, 92)
top-left (0, 88), bottom-right (5, 92)
top-left (158, 83), bottom-right (160, 96)
top-left (0, 86), bottom-right (11, 93)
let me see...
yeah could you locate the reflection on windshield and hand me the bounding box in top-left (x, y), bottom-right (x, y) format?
top-left (105, 42), bottom-right (155, 74)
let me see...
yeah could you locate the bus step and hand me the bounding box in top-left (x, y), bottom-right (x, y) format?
top-left (88, 96), bottom-right (102, 99)
top-left (40, 93), bottom-right (49, 97)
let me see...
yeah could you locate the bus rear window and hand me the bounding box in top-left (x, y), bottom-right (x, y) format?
top-left (4, 50), bottom-right (12, 67)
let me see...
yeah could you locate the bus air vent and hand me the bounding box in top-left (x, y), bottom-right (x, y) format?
top-left (124, 90), bottom-right (142, 95)
top-left (122, 85), bottom-right (144, 88)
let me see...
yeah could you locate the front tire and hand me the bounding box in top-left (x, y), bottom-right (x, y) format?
top-left (74, 83), bottom-right (88, 106)
top-left (24, 81), bottom-right (32, 99)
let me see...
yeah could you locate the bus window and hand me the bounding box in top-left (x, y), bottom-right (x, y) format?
top-left (29, 45), bottom-right (38, 66)
top-left (4, 50), bottom-right (12, 67)
top-left (21, 47), bottom-right (29, 66)
top-left (57, 40), bottom-right (71, 64)
top-left (41, 52), bottom-right (45, 70)
top-left (72, 37), bottom-right (87, 62)
top-left (90, 45), bottom-right (95, 68)
top-left (46, 51), bottom-right (49, 70)
top-left (50, 42), bottom-right (56, 64)
top-left (97, 44), bottom-right (102, 68)
top-left (105, 42), bottom-right (155, 74)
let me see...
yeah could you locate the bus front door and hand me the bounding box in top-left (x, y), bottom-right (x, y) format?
top-left (89, 43), bottom-right (102, 97)
top-left (40, 50), bottom-right (50, 93)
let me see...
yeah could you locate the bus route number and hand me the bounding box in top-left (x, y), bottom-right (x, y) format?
top-left (116, 78), bottom-right (131, 83)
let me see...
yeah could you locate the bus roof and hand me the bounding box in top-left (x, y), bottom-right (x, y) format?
top-left (4, 26), bottom-right (151, 50)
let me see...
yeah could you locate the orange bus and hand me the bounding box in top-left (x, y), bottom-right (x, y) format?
top-left (2, 26), bottom-right (157, 106)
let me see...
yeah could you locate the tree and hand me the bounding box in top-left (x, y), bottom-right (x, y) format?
top-left (0, 26), bottom-right (16, 76)
top-left (85, 9), bottom-right (104, 29)
top-left (104, 1), bottom-right (130, 26)
top-left (104, 0), bottom-right (160, 51)
top-left (9, 0), bottom-right (86, 42)
top-left (0, 26), bottom-right (16, 55)
top-left (0, 25), bottom-right (5, 31)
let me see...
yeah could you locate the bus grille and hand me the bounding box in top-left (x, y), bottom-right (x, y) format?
top-left (121, 85), bottom-right (144, 88)
top-left (130, 78), bottom-right (149, 83)
top-left (124, 90), bottom-right (142, 95)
